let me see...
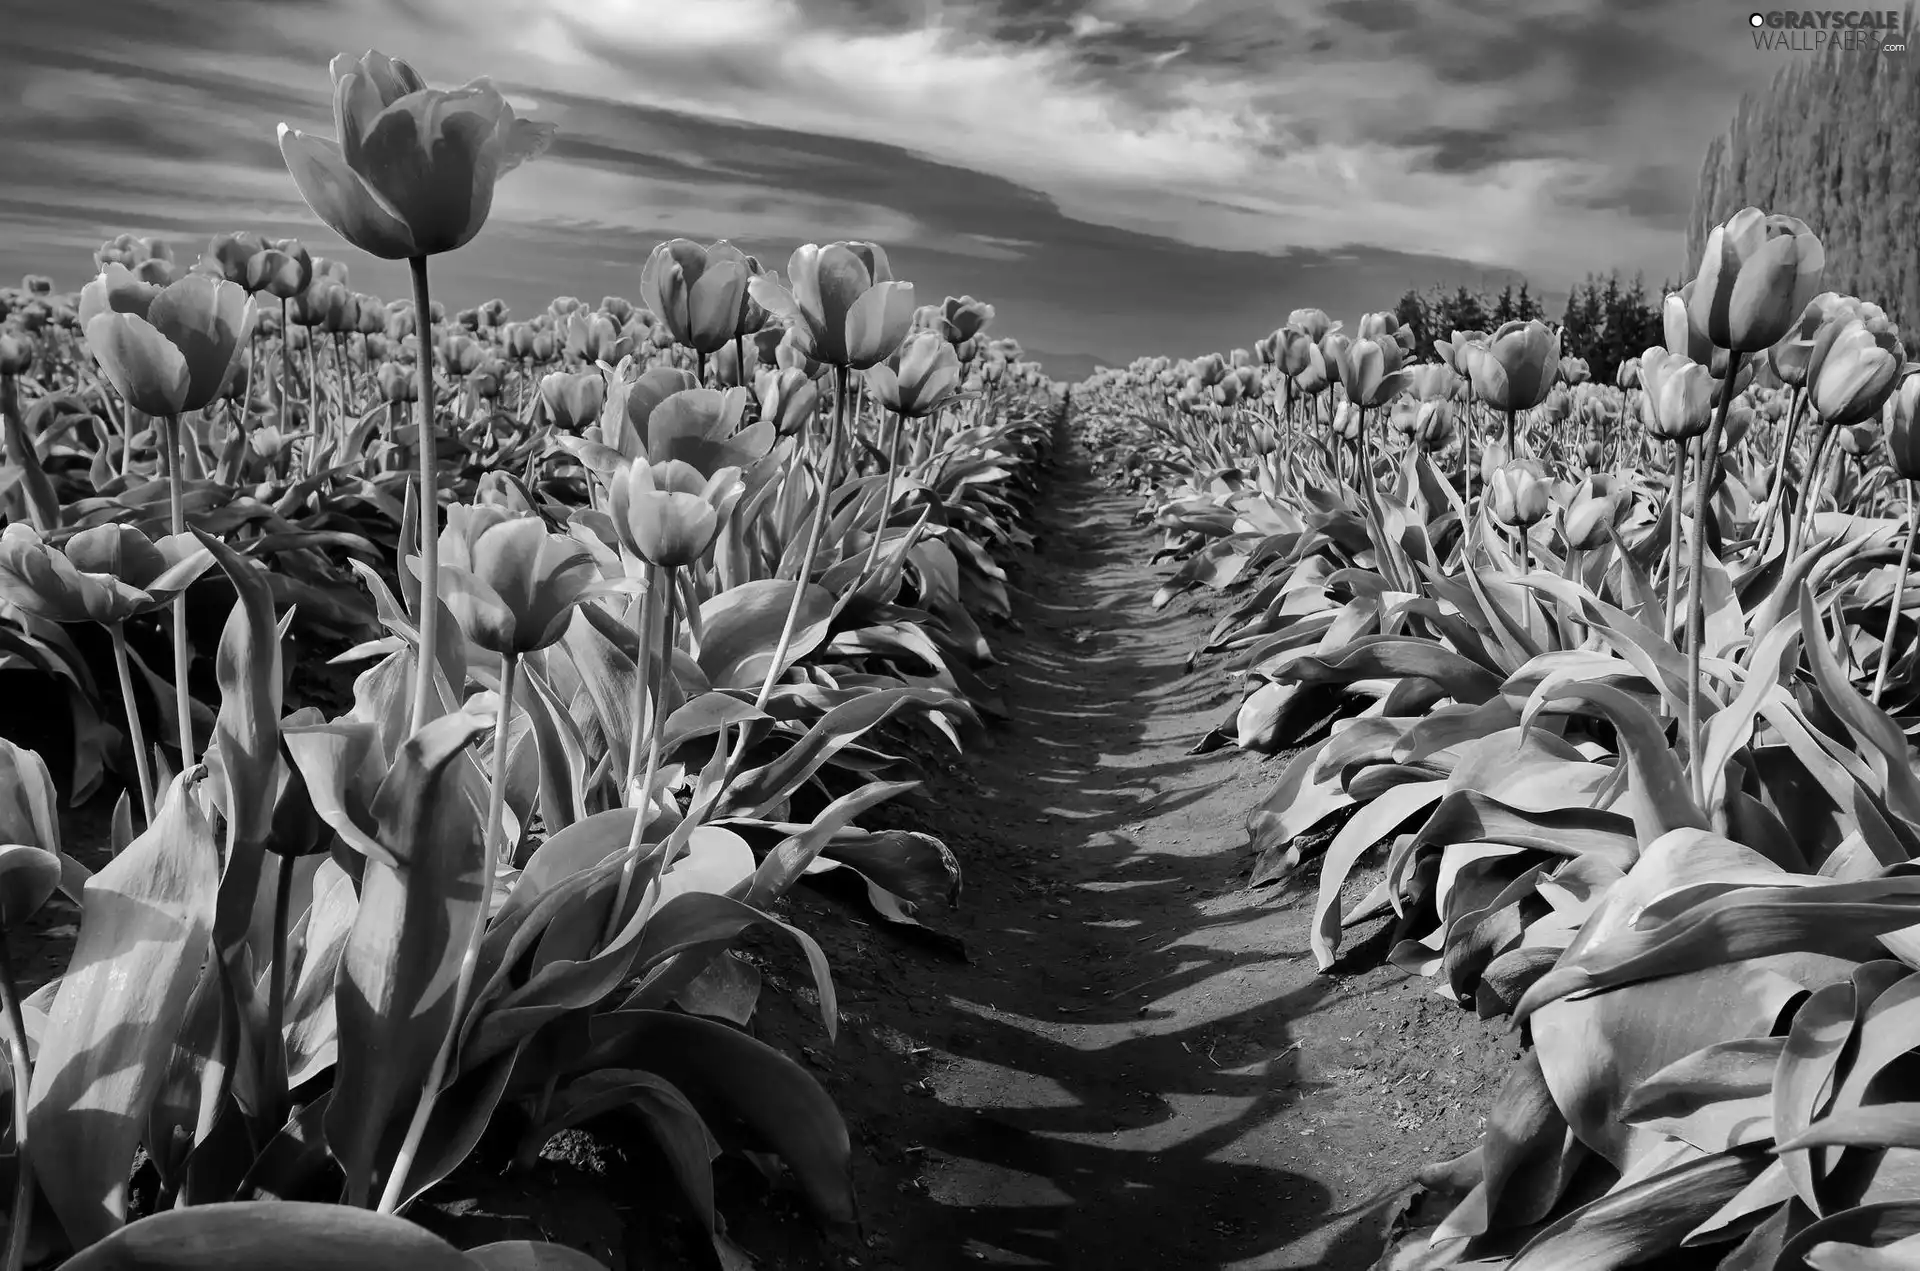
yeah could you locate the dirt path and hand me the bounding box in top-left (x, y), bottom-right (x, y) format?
top-left (745, 430), bottom-right (1513, 1270)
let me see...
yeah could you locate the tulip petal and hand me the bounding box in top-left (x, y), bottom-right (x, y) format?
top-left (687, 261), bottom-right (749, 355)
top-left (844, 281), bottom-right (915, 371)
top-left (279, 126), bottom-right (419, 260)
top-left (85, 312), bottom-right (190, 418)
top-left (351, 85), bottom-right (507, 255)
top-left (145, 274), bottom-right (251, 413)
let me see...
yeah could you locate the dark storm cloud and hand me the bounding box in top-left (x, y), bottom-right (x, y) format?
top-left (0, 0), bottom-right (1787, 363)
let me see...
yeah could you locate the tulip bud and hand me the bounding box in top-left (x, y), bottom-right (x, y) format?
top-left (1489, 460), bottom-right (1549, 529)
top-left (1415, 399), bottom-right (1457, 453)
top-left (1689, 207), bottom-right (1826, 353)
top-left (1808, 317), bottom-right (1905, 427)
top-left (426, 507), bottom-right (598, 655)
top-left (1562, 474), bottom-right (1626, 549)
top-left (1637, 347), bottom-right (1716, 441)
top-left (539, 370), bottom-right (607, 431)
top-left (1410, 363), bottom-right (1458, 402)
top-left (280, 51), bottom-right (555, 259)
top-left (1837, 421), bottom-right (1880, 456)
top-left (1470, 320), bottom-right (1559, 412)
top-left (377, 361), bottom-right (417, 403)
top-left (755, 367), bottom-right (821, 437)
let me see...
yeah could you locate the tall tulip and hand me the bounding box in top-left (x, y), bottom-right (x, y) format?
top-left (1679, 208), bottom-right (1825, 800)
top-left (396, 507), bottom-right (593, 1236)
top-left (862, 333), bottom-right (963, 573)
top-left (82, 268), bottom-right (253, 766)
top-left (280, 48), bottom-right (554, 745)
top-left (743, 242), bottom-right (912, 730)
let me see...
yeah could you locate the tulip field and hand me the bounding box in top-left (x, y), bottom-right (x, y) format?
top-left (0, 50), bottom-right (1069, 1270)
top-left (1082, 207), bottom-right (1920, 1269)
top-left (9, 37), bottom-right (1920, 1271)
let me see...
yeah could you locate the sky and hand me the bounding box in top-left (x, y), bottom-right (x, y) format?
top-left (0, 0), bottom-right (1811, 369)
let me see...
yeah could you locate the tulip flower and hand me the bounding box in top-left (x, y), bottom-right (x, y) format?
top-left (0, 522), bottom-right (212, 819)
top-left (1808, 317), bottom-right (1905, 428)
top-left (1333, 336), bottom-right (1412, 410)
top-left (1885, 372), bottom-right (1920, 481)
top-left (1271, 327), bottom-right (1312, 378)
top-left (1295, 343), bottom-right (1331, 396)
top-left (1637, 347), bottom-right (1716, 442)
top-left (751, 242), bottom-right (914, 371)
top-left (0, 523), bottom-right (211, 627)
top-left (1559, 356), bottom-right (1590, 385)
top-left (425, 507), bottom-right (597, 657)
top-left (1562, 474), bottom-right (1627, 551)
top-left (755, 366), bottom-right (821, 438)
top-left (1469, 319), bottom-right (1559, 435)
top-left (1488, 459), bottom-right (1549, 573)
top-left (282, 53), bottom-right (555, 747)
top-left (96, 235), bottom-right (176, 286)
top-left (1413, 399), bottom-right (1456, 454)
top-left (81, 268), bottom-right (252, 419)
top-left (866, 330), bottom-right (963, 420)
top-left (278, 51), bottom-right (554, 261)
top-left (609, 458), bottom-right (741, 570)
top-left (1689, 207), bottom-right (1826, 353)
top-left (638, 239), bottom-right (752, 359)
top-left (539, 370), bottom-right (607, 431)
top-left (1410, 363), bottom-right (1458, 402)
top-left (643, 388), bottom-right (774, 477)
top-left (0, 331), bottom-right (33, 377)
top-left (1768, 293), bottom-right (1881, 387)
top-left (377, 361), bottom-right (418, 403)
top-left (939, 295), bottom-right (995, 345)
top-left (1287, 309), bottom-right (1338, 342)
top-left (390, 503), bottom-right (594, 1219)
top-left (1616, 357), bottom-right (1641, 390)
top-left (1682, 213), bottom-right (1820, 800)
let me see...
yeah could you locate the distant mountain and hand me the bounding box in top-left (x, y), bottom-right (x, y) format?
top-left (1019, 348), bottom-right (1113, 384)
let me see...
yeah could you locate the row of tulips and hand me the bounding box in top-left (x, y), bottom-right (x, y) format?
top-left (0, 48), bottom-right (1062, 1270)
top-left (1081, 207), bottom-right (1920, 1268)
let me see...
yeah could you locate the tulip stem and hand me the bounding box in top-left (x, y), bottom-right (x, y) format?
top-left (379, 652), bottom-right (518, 1217)
top-left (859, 407), bottom-right (902, 579)
top-left (1755, 387), bottom-right (1804, 555)
top-left (0, 925), bottom-right (33, 1271)
top-left (1873, 477), bottom-right (1918, 707)
top-left (1664, 440), bottom-right (1687, 650)
top-left (262, 850), bottom-right (296, 1128)
top-left (109, 623), bottom-right (156, 828)
top-left (624, 563), bottom-right (659, 792)
top-left (607, 569), bottom-right (679, 944)
top-left (755, 368), bottom-right (846, 711)
top-left (1689, 351), bottom-right (1741, 805)
top-left (406, 256), bottom-right (442, 736)
top-left (1792, 422), bottom-right (1836, 560)
top-left (719, 368), bottom-right (849, 793)
top-left (163, 415), bottom-right (194, 767)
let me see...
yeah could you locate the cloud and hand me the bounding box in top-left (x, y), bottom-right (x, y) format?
top-left (0, 0), bottom-right (1798, 362)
